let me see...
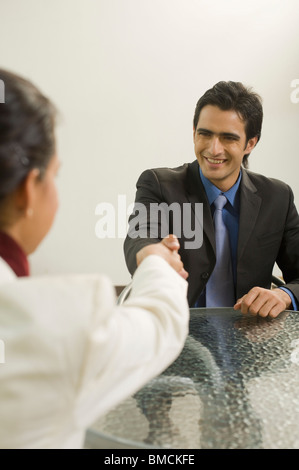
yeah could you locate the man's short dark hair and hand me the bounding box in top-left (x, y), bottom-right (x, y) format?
top-left (193, 81), bottom-right (263, 168)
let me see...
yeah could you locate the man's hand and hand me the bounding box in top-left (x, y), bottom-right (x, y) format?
top-left (136, 235), bottom-right (189, 280)
top-left (234, 287), bottom-right (292, 318)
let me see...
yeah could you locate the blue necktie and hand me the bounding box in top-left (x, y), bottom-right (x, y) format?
top-left (206, 194), bottom-right (235, 307)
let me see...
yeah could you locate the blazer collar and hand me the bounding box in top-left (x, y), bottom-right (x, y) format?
top-left (186, 160), bottom-right (215, 251)
top-left (237, 168), bottom-right (262, 261)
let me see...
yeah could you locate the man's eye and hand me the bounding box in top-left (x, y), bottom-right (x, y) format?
top-left (198, 132), bottom-right (211, 137)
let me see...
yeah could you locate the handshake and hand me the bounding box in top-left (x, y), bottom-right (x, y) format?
top-left (136, 235), bottom-right (189, 280)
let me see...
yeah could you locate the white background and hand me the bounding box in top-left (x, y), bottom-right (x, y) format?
top-left (0, 0), bottom-right (298, 285)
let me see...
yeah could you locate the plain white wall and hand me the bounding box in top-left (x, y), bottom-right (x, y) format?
top-left (0, 0), bottom-right (298, 284)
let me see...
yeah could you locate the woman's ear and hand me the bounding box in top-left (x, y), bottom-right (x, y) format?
top-left (15, 168), bottom-right (41, 215)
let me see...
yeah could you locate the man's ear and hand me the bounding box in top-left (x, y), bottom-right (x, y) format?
top-left (15, 168), bottom-right (40, 213)
top-left (245, 136), bottom-right (258, 154)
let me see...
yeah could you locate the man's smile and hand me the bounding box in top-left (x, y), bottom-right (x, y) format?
top-left (204, 156), bottom-right (227, 165)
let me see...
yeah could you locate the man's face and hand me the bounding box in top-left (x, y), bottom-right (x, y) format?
top-left (193, 105), bottom-right (257, 192)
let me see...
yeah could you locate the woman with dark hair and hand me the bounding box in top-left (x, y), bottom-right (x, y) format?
top-left (0, 69), bottom-right (189, 449)
top-left (0, 70), bottom-right (59, 273)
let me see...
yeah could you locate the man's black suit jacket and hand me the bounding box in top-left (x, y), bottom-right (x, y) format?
top-left (124, 160), bottom-right (299, 307)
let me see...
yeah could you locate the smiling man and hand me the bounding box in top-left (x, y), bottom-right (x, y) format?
top-left (124, 81), bottom-right (299, 317)
top-left (193, 105), bottom-right (257, 192)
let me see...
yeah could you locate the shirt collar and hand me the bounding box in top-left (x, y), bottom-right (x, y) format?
top-left (199, 167), bottom-right (242, 208)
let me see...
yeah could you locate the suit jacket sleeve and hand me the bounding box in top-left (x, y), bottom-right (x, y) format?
top-left (75, 255), bottom-right (189, 428)
top-left (276, 184), bottom-right (299, 303)
top-left (124, 169), bottom-right (166, 275)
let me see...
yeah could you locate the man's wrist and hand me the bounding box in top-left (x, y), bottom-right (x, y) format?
top-left (276, 288), bottom-right (292, 308)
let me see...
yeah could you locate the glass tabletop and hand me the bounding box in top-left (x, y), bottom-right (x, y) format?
top-left (85, 308), bottom-right (299, 449)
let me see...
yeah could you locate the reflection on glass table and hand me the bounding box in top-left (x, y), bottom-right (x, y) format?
top-left (85, 308), bottom-right (299, 449)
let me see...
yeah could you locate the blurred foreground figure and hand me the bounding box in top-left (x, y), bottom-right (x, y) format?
top-left (0, 69), bottom-right (189, 449)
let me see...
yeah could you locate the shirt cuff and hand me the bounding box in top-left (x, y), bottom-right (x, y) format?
top-left (279, 287), bottom-right (298, 311)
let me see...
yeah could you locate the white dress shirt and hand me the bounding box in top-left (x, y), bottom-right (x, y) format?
top-left (0, 255), bottom-right (189, 449)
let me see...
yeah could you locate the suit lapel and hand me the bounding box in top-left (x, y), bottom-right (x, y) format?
top-left (186, 161), bottom-right (216, 253)
top-left (237, 169), bottom-right (262, 261)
